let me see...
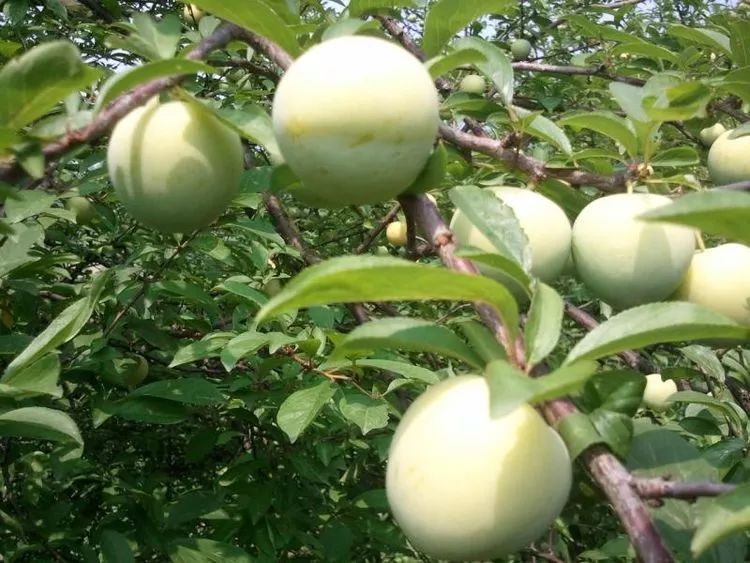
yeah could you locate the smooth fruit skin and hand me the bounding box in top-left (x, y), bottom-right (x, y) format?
top-left (699, 123), bottom-right (726, 147)
top-left (386, 375), bottom-right (572, 561)
top-left (511, 39), bottom-right (532, 60)
top-left (272, 36), bottom-right (439, 207)
top-left (572, 193), bottom-right (695, 309)
top-left (707, 129), bottom-right (750, 185)
top-left (459, 74), bottom-right (486, 94)
top-left (65, 196), bottom-right (97, 225)
top-left (386, 221), bottom-right (408, 246)
top-left (643, 373), bottom-right (677, 410)
top-left (107, 100), bottom-right (243, 233)
top-left (450, 187), bottom-right (572, 283)
top-left (674, 243), bottom-right (750, 325)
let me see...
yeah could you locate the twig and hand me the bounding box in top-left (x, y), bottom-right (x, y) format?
top-left (512, 61), bottom-right (645, 87)
top-left (0, 22), bottom-right (247, 182)
top-left (356, 204), bottom-right (401, 254)
top-left (632, 477), bottom-right (736, 501)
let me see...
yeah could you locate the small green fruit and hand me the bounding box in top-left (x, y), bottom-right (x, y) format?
top-left (572, 193), bottom-right (695, 309)
top-left (674, 243), bottom-right (750, 325)
top-left (263, 278), bottom-right (283, 297)
top-left (707, 129), bottom-right (750, 185)
top-left (510, 39), bottom-right (532, 61)
top-left (65, 196), bottom-right (97, 225)
top-left (642, 373), bottom-right (677, 411)
top-left (386, 375), bottom-right (572, 560)
top-left (699, 123), bottom-right (726, 147)
top-left (459, 74), bottom-right (486, 94)
top-left (107, 100), bottom-right (243, 233)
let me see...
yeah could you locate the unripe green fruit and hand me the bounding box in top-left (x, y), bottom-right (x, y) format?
top-left (123, 355), bottom-right (149, 387)
top-left (699, 123), bottom-right (726, 147)
top-left (386, 375), bottom-right (572, 561)
top-left (510, 39), bottom-right (532, 61)
top-left (450, 187), bottom-right (572, 283)
top-left (459, 74), bottom-right (486, 94)
top-left (572, 193), bottom-right (695, 309)
top-left (642, 373), bottom-right (677, 411)
top-left (107, 100), bottom-right (243, 233)
top-left (183, 3), bottom-right (204, 24)
top-left (674, 243), bottom-right (750, 325)
top-left (272, 36), bottom-right (439, 207)
top-left (65, 196), bottom-right (97, 225)
top-left (263, 278), bottom-right (283, 297)
top-left (707, 129), bottom-right (750, 185)
top-left (386, 221), bottom-right (408, 246)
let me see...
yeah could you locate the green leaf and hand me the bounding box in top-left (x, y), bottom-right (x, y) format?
top-left (532, 361), bottom-right (599, 403)
top-left (0, 353), bottom-right (61, 398)
top-left (0, 40), bottom-right (101, 129)
top-left (254, 255), bottom-right (519, 339)
top-left (402, 142), bottom-right (447, 194)
top-left (426, 47), bottom-right (486, 79)
top-left (320, 358), bottom-right (439, 384)
top-left (0, 223), bottom-right (44, 278)
top-left (338, 392), bottom-right (389, 435)
top-left (667, 24), bottom-right (731, 57)
top-left (152, 280), bottom-right (219, 313)
top-left (609, 82), bottom-right (651, 123)
top-left (650, 146), bottom-right (700, 168)
top-left (643, 80), bottom-right (711, 121)
top-left (187, 0), bottom-right (300, 57)
top-left (453, 37), bottom-right (514, 105)
top-left (321, 18), bottom-right (380, 41)
top-left (638, 189), bottom-right (750, 246)
top-left (220, 331), bottom-right (270, 371)
top-left (169, 333), bottom-right (233, 368)
top-left (457, 320), bottom-right (507, 364)
top-left (692, 484), bottom-right (750, 557)
top-left (276, 380), bottom-right (335, 443)
top-left (131, 13), bottom-right (182, 59)
top-left (3, 190), bottom-right (56, 223)
top-left (100, 530), bottom-right (135, 563)
top-left (485, 359), bottom-right (535, 417)
top-left (667, 391), bottom-right (746, 437)
top-left (583, 370), bottom-right (644, 416)
top-left (558, 111), bottom-right (639, 157)
top-left (95, 59), bottom-right (213, 112)
top-left (557, 410), bottom-right (603, 460)
top-left (524, 283), bottom-right (564, 368)
top-left (348, 0), bottom-right (415, 17)
top-left (109, 397), bottom-right (188, 425)
top-left (0, 406), bottom-right (83, 454)
top-left (127, 378), bottom-right (224, 405)
top-left (513, 106), bottom-right (572, 156)
top-left (565, 302), bottom-right (750, 365)
top-left (720, 67), bottom-right (750, 106)
top-left (424, 0), bottom-right (515, 58)
top-left (217, 105), bottom-right (281, 163)
top-left (3, 271), bottom-right (111, 379)
top-left (730, 20), bottom-right (750, 68)
top-left (453, 249), bottom-right (532, 296)
top-left (612, 42), bottom-right (679, 64)
top-left (589, 409), bottom-right (633, 457)
top-left (168, 538), bottom-right (254, 563)
top-left (449, 185), bottom-right (531, 272)
top-left (332, 317), bottom-right (484, 368)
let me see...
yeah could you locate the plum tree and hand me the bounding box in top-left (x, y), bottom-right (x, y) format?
top-left (707, 129), bottom-right (750, 185)
top-left (386, 221), bottom-right (408, 246)
top-left (642, 373), bottom-right (678, 411)
top-left (572, 193), bottom-right (696, 309)
top-left (107, 99), bottom-right (243, 233)
top-left (674, 243), bottom-right (750, 325)
top-left (272, 36), bottom-right (439, 207)
top-left (386, 375), bottom-right (572, 561)
top-left (459, 74), bottom-right (486, 94)
top-left (699, 122), bottom-right (726, 147)
top-left (450, 187), bottom-right (572, 283)
top-left (64, 196), bottom-right (97, 225)
top-left (511, 38), bottom-right (532, 60)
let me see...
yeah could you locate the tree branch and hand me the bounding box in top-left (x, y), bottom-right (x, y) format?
top-left (632, 477), bottom-right (736, 501)
top-left (512, 61), bottom-right (645, 86)
top-left (0, 22), bottom-right (248, 182)
top-left (355, 204), bottom-right (401, 254)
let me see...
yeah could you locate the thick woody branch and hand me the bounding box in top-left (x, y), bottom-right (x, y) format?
top-left (0, 22), bottom-right (247, 182)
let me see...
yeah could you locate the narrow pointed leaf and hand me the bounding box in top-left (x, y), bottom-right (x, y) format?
top-left (331, 317), bottom-right (484, 368)
top-left (565, 302), bottom-right (750, 365)
top-left (276, 381), bottom-right (335, 443)
top-left (524, 283), bottom-right (564, 367)
top-left (254, 255), bottom-right (519, 337)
